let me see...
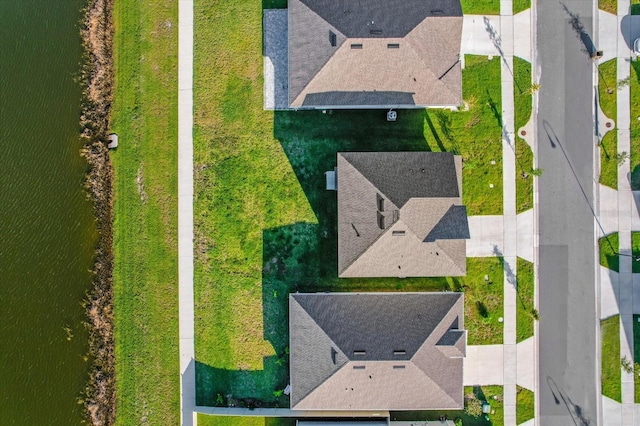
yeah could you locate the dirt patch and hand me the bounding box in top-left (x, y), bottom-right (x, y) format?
top-left (79, 0), bottom-right (116, 424)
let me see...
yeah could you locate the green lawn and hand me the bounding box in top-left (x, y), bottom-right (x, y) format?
top-left (602, 315), bottom-right (622, 402)
top-left (516, 257), bottom-right (534, 343)
top-left (516, 386), bottom-right (534, 425)
top-left (634, 314), bottom-right (640, 403)
top-left (630, 61), bottom-right (640, 188)
top-left (194, 0), bottom-right (503, 406)
top-left (513, 0), bottom-right (530, 14)
top-left (198, 416), bottom-right (295, 426)
top-left (600, 0), bottom-right (617, 14)
top-left (461, 0), bottom-right (500, 15)
top-left (599, 59), bottom-right (618, 189)
top-left (633, 232), bottom-right (640, 273)
top-left (514, 57), bottom-right (534, 213)
top-left (111, 0), bottom-right (180, 424)
top-left (599, 232), bottom-right (620, 272)
top-left (391, 386), bottom-right (504, 425)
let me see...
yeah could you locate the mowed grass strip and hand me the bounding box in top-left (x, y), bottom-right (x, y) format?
top-left (599, 232), bottom-right (620, 272)
top-left (599, 59), bottom-right (618, 189)
top-left (516, 386), bottom-right (535, 425)
top-left (197, 416), bottom-right (295, 426)
top-left (600, 0), bottom-right (617, 14)
top-left (631, 61), bottom-right (640, 188)
top-left (514, 57), bottom-right (534, 213)
top-left (516, 257), bottom-right (534, 343)
top-left (513, 0), bottom-right (531, 14)
top-left (633, 232), bottom-right (640, 273)
top-left (601, 315), bottom-right (622, 402)
top-left (111, 0), bottom-right (179, 424)
top-left (461, 0), bottom-right (500, 15)
top-left (634, 314), bottom-right (640, 403)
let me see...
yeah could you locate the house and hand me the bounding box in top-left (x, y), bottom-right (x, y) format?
top-left (337, 151), bottom-right (469, 278)
top-left (288, 0), bottom-right (463, 109)
top-left (289, 292), bottom-right (466, 411)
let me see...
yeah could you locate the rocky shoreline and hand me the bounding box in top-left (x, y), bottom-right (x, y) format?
top-left (79, 0), bottom-right (115, 424)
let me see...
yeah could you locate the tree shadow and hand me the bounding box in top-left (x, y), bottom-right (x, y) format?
top-left (561, 3), bottom-right (596, 58)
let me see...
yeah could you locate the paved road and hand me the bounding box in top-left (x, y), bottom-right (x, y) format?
top-left (536, 1), bottom-right (599, 425)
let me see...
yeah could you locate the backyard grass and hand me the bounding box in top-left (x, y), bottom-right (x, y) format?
top-left (111, 0), bottom-right (179, 424)
top-left (600, 0), bottom-right (617, 14)
top-left (634, 314), bottom-right (640, 402)
top-left (194, 0), bottom-right (503, 406)
top-left (461, 0), bottom-right (500, 15)
top-left (633, 232), bottom-right (640, 273)
top-left (516, 386), bottom-right (535, 425)
top-left (516, 257), bottom-right (534, 343)
top-left (513, 0), bottom-right (530, 14)
top-left (599, 59), bottom-right (618, 189)
top-left (601, 315), bottom-right (622, 402)
top-left (391, 386), bottom-right (504, 425)
top-left (631, 61), bottom-right (640, 188)
top-left (599, 232), bottom-right (620, 272)
top-left (514, 57), bottom-right (534, 213)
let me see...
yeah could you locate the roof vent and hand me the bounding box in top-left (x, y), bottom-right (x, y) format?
top-left (353, 350), bottom-right (366, 356)
top-left (387, 43), bottom-right (400, 49)
top-left (376, 193), bottom-right (384, 212)
top-left (353, 365), bottom-right (366, 370)
top-left (351, 43), bottom-right (363, 49)
top-left (377, 211), bottom-right (385, 229)
top-left (329, 31), bottom-right (337, 47)
top-left (393, 210), bottom-right (399, 223)
top-left (392, 230), bottom-right (405, 236)
top-left (393, 365), bottom-right (406, 369)
top-left (393, 350), bottom-right (406, 355)
top-left (370, 29), bottom-right (383, 35)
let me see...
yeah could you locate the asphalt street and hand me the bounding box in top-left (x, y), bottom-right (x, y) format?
top-left (536, 1), bottom-right (599, 425)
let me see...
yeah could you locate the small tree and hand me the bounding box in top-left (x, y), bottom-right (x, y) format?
top-left (617, 151), bottom-right (630, 166)
top-left (273, 389), bottom-right (284, 398)
top-left (528, 83), bottom-right (541, 94)
top-left (618, 76), bottom-right (631, 89)
top-left (530, 168), bottom-right (544, 177)
top-left (622, 356), bottom-right (634, 374)
top-left (530, 308), bottom-right (540, 321)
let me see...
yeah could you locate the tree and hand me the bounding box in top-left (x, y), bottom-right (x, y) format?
top-left (527, 83), bottom-right (541, 94)
top-left (530, 168), bottom-right (544, 177)
top-left (465, 393), bottom-right (483, 417)
top-left (617, 151), bottom-right (630, 166)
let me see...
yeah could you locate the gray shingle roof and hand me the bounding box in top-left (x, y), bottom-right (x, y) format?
top-left (288, 0), bottom-right (463, 108)
top-left (337, 152), bottom-right (469, 277)
top-left (289, 292), bottom-right (466, 410)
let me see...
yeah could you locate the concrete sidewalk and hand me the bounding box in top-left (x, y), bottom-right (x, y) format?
top-left (178, 0), bottom-right (196, 425)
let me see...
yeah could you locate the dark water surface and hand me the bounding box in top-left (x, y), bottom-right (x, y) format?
top-left (0, 1), bottom-right (98, 424)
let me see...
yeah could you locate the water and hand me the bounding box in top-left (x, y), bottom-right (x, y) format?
top-left (0, 1), bottom-right (99, 424)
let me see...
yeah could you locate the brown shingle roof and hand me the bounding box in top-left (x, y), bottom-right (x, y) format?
top-left (337, 152), bottom-right (469, 278)
top-left (289, 292), bottom-right (466, 410)
top-left (288, 0), bottom-right (463, 108)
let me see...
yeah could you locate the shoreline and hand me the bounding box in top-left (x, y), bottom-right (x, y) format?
top-left (79, 0), bottom-right (115, 424)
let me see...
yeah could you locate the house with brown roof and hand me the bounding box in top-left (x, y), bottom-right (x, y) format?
top-left (337, 151), bottom-right (469, 278)
top-left (289, 292), bottom-right (467, 410)
top-left (288, 0), bottom-right (463, 109)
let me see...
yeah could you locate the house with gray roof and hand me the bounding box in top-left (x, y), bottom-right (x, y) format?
top-left (288, 0), bottom-right (463, 109)
top-left (289, 292), bottom-right (466, 410)
top-left (337, 152), bottom-right (469, 278)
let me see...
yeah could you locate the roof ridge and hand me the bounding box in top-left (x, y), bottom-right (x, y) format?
top-left (434, 240), bottom-right (465, 275)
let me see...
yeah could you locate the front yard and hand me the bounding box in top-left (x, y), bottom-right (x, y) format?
top-left (194, 0), bottom-right (505, 407)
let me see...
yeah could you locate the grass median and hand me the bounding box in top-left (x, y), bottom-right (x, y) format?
top-left (631, 61), bottom-right (640, 188)
top-left (599, 232), bottom-right (620, 272)
top-left (111, 0), bottom-right (180, 424)
top-left (461, 0), bottom-right (500, 15)
top-left (601, 315), bottom-right (622, 402)
top-left (516, 386), bottom-right (535, 425)
top-left (516, 257), bottom-right (535, 343)
top-left (514, 57), bottom-right (534, 213)
top-left (599, 59), bottom-right (618, 190)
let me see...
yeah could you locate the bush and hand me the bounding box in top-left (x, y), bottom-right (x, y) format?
top-left (465, 393), bottom-right (483, 417)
